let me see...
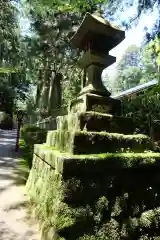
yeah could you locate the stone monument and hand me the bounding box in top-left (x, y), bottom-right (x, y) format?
top-left (26, 12), bottom-right (160, 240)
top-left (69, 12), bottom-right (125, 115)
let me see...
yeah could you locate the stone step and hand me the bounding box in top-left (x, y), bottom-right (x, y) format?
top-left (34, 144), bottom-right (160, 175)
top-left (46, 130), bottom-right (154, 154)
top-left (57, 111), bottom-right (134, 134)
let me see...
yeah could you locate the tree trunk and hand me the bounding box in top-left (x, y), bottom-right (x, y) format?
top-left (40, 59), bottom-right (51, 117)
top-left (48, 72), bottom-right (62, 116)
top-left (36, 69), bottom-right (43, 108)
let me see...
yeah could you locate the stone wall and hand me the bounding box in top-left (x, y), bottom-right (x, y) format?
top-left (35, 108), bottom-right (67, 130)
top-left (26, 144), bottom-right (160, 240)
top-left (36, 117), bottom-right (57, 130)
top-left (26, 111), bottom-right (160, 240)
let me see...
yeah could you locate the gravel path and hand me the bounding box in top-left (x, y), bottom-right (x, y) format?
top-left (0, 130), bottom-right (39, 240)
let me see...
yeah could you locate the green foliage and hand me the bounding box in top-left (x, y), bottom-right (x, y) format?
top-left (14, 139), bottom-right (30, 184)
top-left (0, 111), bottom-right (13, 130)
top-left (62, 70), bottom-right (81, 108)
top-left (21, 124), bottom-right (47, 147)
top-left (19, 138), bottom-right (33, 167)
top-left (104, 36), bottom-right (160, 136)
top-left (141, 38), bottom-right (159, 81)
top-left (105, 39), bottom-right (159, 95)
top-left (0, 67), bottom-right (17, 73)
top-left (0, 1), bottom-right (31, 113)
top-left (20, 124), bottom-right (47, 167)
top-left (147, 35), bottom-right (160, 65)
top-left (33, 0), bottom-right (105, 12)
top-left (0, 1), bottom-right (20, 67)
top-left (122, 84), bottom-right (160, 135)
top-left (21, 2), bottom-right (83, 113)
top-left (115, 66), bottom-right (142, 92)
top-left (117, 45), bottom-right (140, 68)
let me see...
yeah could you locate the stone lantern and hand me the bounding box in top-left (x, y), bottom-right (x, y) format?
top-left (69, 12), bottom-right (125, 115)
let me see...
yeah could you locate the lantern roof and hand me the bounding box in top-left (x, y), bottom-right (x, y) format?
top-left (70, 12), bottom-right (125, 51)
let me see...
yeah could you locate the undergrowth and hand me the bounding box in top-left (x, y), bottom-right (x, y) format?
top-left (14, 139), bottom-right (33, 185)
top-left (14, 124), bottom-right (47, 185)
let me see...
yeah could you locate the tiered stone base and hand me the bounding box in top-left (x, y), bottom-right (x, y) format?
top-left (26, 111), bottom-right (160, 240)
top-left (26, 145), bottom-right (160, 240)
top-left (57, 111), bottom-right (134, 133)
top-left (70, 93), bottom-right (121, 115)
top-left (46, 130), bottom-right (154, 154)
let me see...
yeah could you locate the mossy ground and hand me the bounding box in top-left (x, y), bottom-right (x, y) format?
top-left (13, 139), bottom-right (31, 185)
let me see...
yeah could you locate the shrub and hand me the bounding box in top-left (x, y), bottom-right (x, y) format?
top-left (19, 138), bottom-right (34, 169)
top-left (0, 111), bottom-right (13, 130)
top-left (21, 124), bottom-right (47, 148)
top-left (20, 124), bottom-right (47, 168)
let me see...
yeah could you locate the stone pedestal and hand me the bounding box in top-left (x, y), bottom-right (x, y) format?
top-left (57, 112), bottom-right (134, 134)
top-left (70, 93), bottom-right (121, 115)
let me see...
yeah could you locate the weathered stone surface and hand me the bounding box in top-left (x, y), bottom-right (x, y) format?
top-left (70, 12), bottom-right (125, 98)
top-left (26, 10), bottom-right (160, 240)
top-left (26, 144), bottom-right (160, 239)
top-left (70, 12), bottom-right (125, 52)
top-left (25, 10), bottom-right (160, 240)
top-left (57, 112), bottom-right (134, 134)
top-left (30, 144), bottom-right (160, 176)
top-left (46, 130), bottom-right (154, 154)
top-left (78, 51), bottom-right (116, 69)
top-left (70, 93), bottom-right (121, 115)
top-left (80, 65), bottom-right (111, 96)
top-left (46, 131), bottom-right (56, 146)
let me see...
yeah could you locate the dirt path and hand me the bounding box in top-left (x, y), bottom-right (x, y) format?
top-left (0, 130), bottom-right (39, 240)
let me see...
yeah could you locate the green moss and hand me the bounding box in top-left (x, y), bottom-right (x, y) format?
top-left (25, 109), bottom-right (160, 239)
top-left (80, 152), bottom-right (160, 159)
top-left (21, 124), bottom-right (47, 151)
top-left (34, 144), bottom-right (160, 159)
top-left (51, 130), bottom-right (154, 154)
top-left (86, 111), bottom-right (113, 117)
top-left (26, 145), bottom-right (160, 240)
top-left (56, 112), bottom-right (134, 134)
top-left (33, 145), bottom-right (160, 173)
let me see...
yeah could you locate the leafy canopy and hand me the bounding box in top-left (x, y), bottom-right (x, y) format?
top-left (33, 0), bottom-right (106, 12)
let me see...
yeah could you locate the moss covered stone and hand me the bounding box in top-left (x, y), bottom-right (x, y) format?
top-left (46, 131), bottom-right (56, 147)
top-left (26, 145), bottom-right (160, 240)
top-left (25, 11), bottom-right (160, 240)
top-left (57, 111), bottom-right (134, 134)
top-left (69, 93), bottom-right (121, 116)
top-left (31, 145), bottom-right (160, 172)
top-left (47, 130), bottom-right (154, 154)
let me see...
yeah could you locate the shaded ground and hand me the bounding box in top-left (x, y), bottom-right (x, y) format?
top-left (0, 129), bottom-right (39, 240)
